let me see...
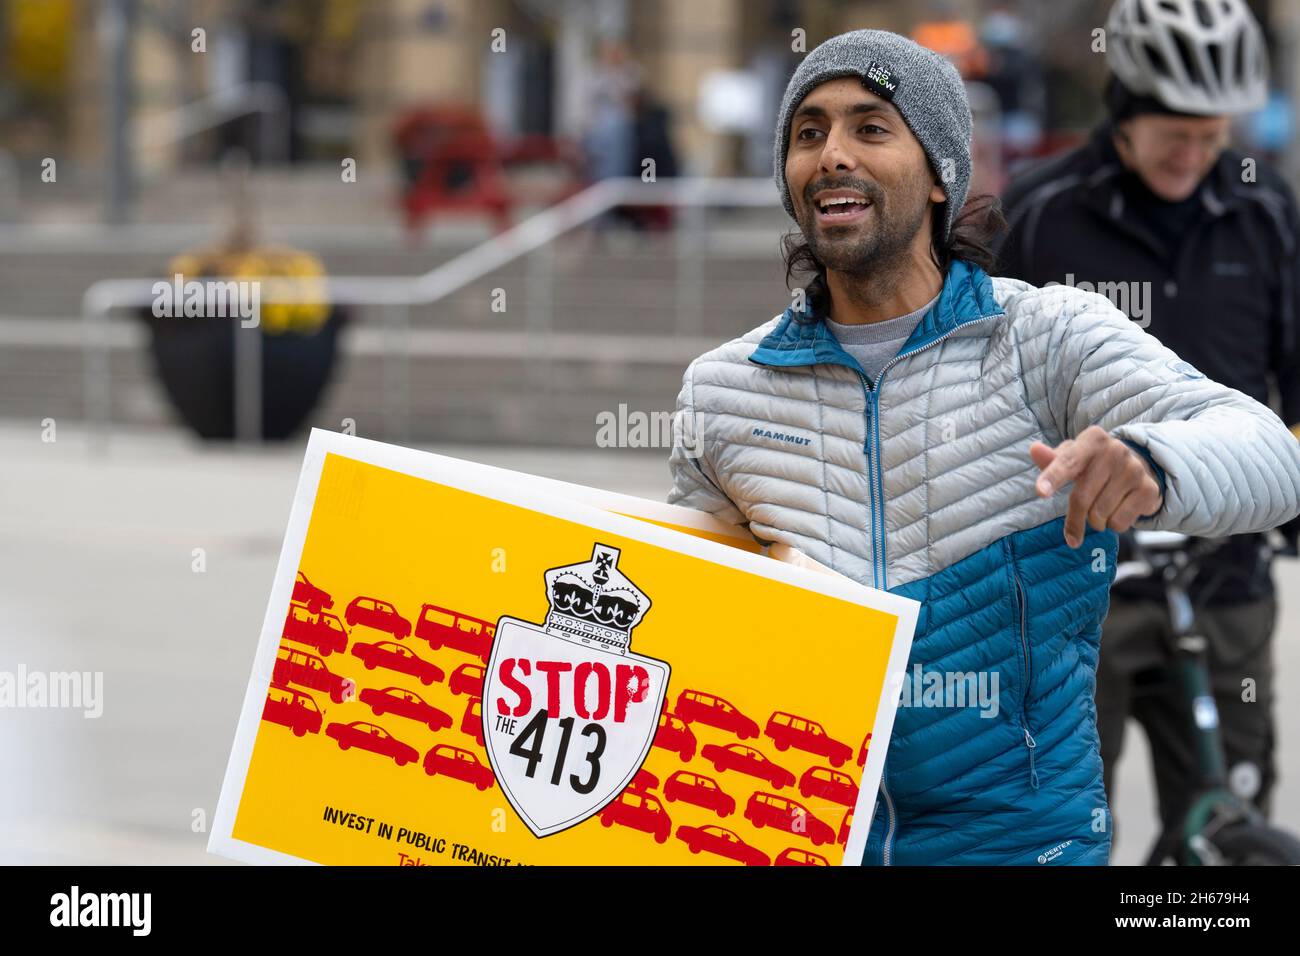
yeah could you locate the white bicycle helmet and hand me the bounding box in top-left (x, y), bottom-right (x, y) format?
top-left (1106, 0), bottom-right (1268, 114)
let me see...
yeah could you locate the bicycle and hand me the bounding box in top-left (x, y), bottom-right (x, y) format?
top-left (1110, 530), bottom-right (1300, 865)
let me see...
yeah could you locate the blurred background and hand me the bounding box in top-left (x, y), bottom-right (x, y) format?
top-left (0, 0), bottom-right (1298, 865)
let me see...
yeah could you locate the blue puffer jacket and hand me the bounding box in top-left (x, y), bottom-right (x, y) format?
top-left (667, 260), bottom-right (1300, 865)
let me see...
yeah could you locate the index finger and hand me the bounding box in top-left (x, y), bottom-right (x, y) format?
top-left (1035, 439), bottom-right (1087, 496)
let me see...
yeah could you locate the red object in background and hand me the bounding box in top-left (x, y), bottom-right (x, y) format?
top-left (675, 824), bottom-right (770, 866)
top-left (799, 766), bottom-right (859, 808)
top-left (283, 602), bottom-right (349, 657)
top-left (765, 711), bottom-right (852, 767)
top-left (423, 744), bottom-right (495, 791)
top-left (745, 792), bottom-right (835, 846)
top-left (699, 743), bottom-right (795, 790)
top-left (858, 732), bottom-right (871, 768)
top-left (663, 770), bottom-right (735, 818)
top-left (460, 697), bottom-right (484, 747)
top-left (652, 711), bottom-right (697, 762)
top-left (351, 640), bottom-right (444, 686)
top-left (774, 847), bottom-right (830, 867)
top-left (674, 689), bottom-right (760, 740)
top-left (416, 604), bottom-right (494, 663)
top-left (448, 662), bottom-right (486, 697)
top-left (392, 106), bottom-right (583, 238)
top-left (293, 572), bottom-right (332, 613)
top-left (360, 685), bottom-right (453, 733)
top-left (599, 789), bottom-right (671, 844)
top-left (263, 683), bottom-right (323, 737)
top-left (345, 596), bottom-right (411, 640)
top-left (275, 645), bottom-right (352, 704)
top-left (629, 768), bottom-right (660, 792)
top-left (325, 721), bottom-right (419, 767)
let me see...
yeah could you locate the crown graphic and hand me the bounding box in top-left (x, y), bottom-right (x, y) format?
top-left (542, 544), bottom-right (650, 653)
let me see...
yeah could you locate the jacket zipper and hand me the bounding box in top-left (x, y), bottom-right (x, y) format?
top-left (856, 311), bottom-right (1005, 865)
top-left (1013, 570), bottom-right (1040, 790)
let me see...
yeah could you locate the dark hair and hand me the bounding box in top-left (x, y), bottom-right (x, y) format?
top-left (782, 194), bottom-right (1008, 318)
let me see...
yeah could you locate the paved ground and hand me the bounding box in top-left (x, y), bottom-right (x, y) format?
top-left (1, 422), bottom-right (1296, 865)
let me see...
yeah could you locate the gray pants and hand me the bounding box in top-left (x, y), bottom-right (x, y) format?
top-left (1095, 595), bottom-right (1277, 855)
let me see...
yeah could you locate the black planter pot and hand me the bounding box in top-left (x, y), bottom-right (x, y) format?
top-left (142, 307), bottom-right (347, 441)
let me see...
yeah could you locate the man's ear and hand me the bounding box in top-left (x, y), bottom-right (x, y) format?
top-left (929, 181), bottom-right (947, 204)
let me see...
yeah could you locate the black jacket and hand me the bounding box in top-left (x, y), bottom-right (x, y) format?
top-left (998, 124), bottom-right (1300, 603)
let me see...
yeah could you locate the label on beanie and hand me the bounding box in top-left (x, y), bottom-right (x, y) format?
top-left (862, 61), bottom-right (900, 101)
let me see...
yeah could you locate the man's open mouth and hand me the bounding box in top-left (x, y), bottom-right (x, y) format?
top-left (813, 193), bottom-right (873, 224)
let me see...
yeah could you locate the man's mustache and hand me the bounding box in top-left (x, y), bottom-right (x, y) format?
top-left (802, 177), bottom-right (886, 208)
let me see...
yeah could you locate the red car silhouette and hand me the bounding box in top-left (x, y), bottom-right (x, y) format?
top-left (415, 604), bottom-right (495, 662)
top-left (838, 809), bottom-right (853, 846)
top-left (423, 744), bottom-right (495, 790)
top-left (675, 824), bottom-right (770, 865)
top-left (858, 732), bottom-right (871, 768)
top-left (799, 766), bottom-right (860, 808)
top-left (351, 640), bottom-right (443, 685)
top-left (461, 697), bottom-right (484, 746)
top-left (359, 685), bottom-right (452, 732)
top-left (599, 789), bottom-right (671, 843)
top-left (263, 684), bottom-right (322, 737)
top-left (283, 602), bottom-right (348, 657)
top-left (699, 742), bottom-right (795, 789)
top-left (325, 721), bottom-right (418, 766)
top-left (775, 847), bottom-right (830, 866)
top-left (448, 662), bottom-right (486, 697)
top-left (675, 689), bottom-right (760, 739)
top-left (629, 768), bottom-right (659, 792)
top-left (345, 596), bottom-right (412, 640)
top-left (274, 645), bottom-right (352, 704)
top-left (745, 791), bottom-right (835, 846)
top-left (653, 711), bottom-right (697, 762)
top-left (293, 571), bottom-right (332, 613)
top-left (765, 711), bottom-right (853, 767)
top-left (663, 770), bottom-right (735, 818)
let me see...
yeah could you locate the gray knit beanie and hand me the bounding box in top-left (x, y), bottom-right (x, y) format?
top-left (774, 29), bottom-right (973, 241)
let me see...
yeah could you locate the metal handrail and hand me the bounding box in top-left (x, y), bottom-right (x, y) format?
top-left (82, 176), bottom-right (781, 448)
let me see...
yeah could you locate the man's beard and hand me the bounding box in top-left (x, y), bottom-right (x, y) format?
top-left (799, 174), bottom-right (931, 280)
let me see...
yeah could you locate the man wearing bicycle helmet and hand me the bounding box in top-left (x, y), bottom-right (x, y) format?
top-left (998, 0), bottom-right (1300, 858)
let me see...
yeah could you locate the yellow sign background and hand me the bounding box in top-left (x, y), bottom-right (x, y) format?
top-left (231, 453), bottom-right (899, 865)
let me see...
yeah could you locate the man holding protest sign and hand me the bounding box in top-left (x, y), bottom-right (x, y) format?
top-left (667, 29), bottom-right (1300, 865)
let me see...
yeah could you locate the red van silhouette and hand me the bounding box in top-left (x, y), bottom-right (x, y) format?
top-left (283, 602), bottom-right (348, 657)
top-left (858, 732), bottom-right (871, 768)
top-left (774, 847), bottom-right (830, 866)
top-left (274, 645), bottom-right (352, 704)
top-left (629, 768), bottom-right (659, 792)
top-left (351, 640), bottom-right (443, 685)
top-left (345, 596), bottom-right (412, 640)
top-left (460, 697), bottom-right (484, 746)
top-left (325, 720), bottom-right (419, 766)
top-left (663, 770), bottom-right (735, 817)
top-left (675, 824), bottom-right (770, 866)
top-left (765, 711), bottom-right (852, 767)
top-left (838, 809), bottom-right (853, 846)
top-left (799, 765), bottom-right (860, 808)
top-left (674, 689), bottom-right (760, 739)
top-left (448, 662), bottom-right (486, 697)
top-left (699, 742), bottom-right (795, 789)
top-left (415, 604), bottom-right (494, 662)
top-left (652, 711), bottom-right (697, 762)
top-left (423, 743), bottom-right (495, 790)
top-left (292, 571), bottom-right (332, 613)
top-left (359, 685), bottom-right (452, 733)
top-left (744, 791), bottom-right (835, 846)
top-left (262, 684), bottom-right (323, 737)
top-left (599, 789), bottom-right (671, 844)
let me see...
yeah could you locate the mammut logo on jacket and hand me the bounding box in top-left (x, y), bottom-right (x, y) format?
top-left (752, 426), bottom-right (811, 447)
